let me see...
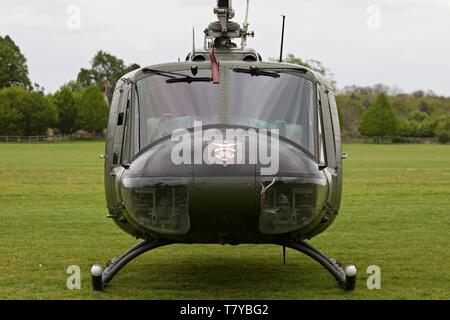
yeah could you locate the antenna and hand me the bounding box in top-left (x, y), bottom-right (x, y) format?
top-left (243, 0), bottom-right (250, 26)
top-left (241, 0), bottom-right (252, 48)
top-left (279, 15), bottom-right (286, 62)
top-left (192, 27), bottom-right (196, 57)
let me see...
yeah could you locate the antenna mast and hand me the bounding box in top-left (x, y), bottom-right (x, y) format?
top-left (279, 15), bottom-right (286, 62)
top-left (241, 0), bottom-right (252, 48)
top-left (192, 27), bottom-right (196, 57)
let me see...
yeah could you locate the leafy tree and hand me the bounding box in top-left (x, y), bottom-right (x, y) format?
top-left (0, 104), bottom-right (24, 136)
top-left (418, 101), bottom-right (431, 114)
top-left (0, 86), bottom-right (57, 136)
top-left (408, 110), bottom-right (428, 123)
top-left (0, 35), bottom-right (32, 89)
top-left (331, 83), bottom-right (450, 141)
top-left (336, 95), bottom-right (364, 138)
top-left (75, 85), bottom-right (109, 133)
top-left (51, 86), bottom-right (78, 134)
top-left (413, 90), bottom-right (425, 98)
top-left (359, 93), bottom-right (398, 141)
top-left (398, 111), bottom-right (437, 138)
top-left (435, 116), bottom-right (450, 144)
top-left (77, 51), bottom-right (140, 103)
top-left (33, 83), bottom-right (46, 94)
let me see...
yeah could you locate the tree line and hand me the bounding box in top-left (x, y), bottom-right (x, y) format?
top-left (0, 35), bottom-right (139, 136)
top-left (0, 36), bottom-right (449, 143)
top-left (282, 55), bottom-right (450, 144)
top-left (337, 86), bottom-right (450, 143)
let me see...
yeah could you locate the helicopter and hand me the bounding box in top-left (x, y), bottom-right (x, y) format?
top-left (91, 0), bottom-right (357, 291)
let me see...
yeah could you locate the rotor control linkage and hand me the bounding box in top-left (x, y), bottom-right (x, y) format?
top-left (283, 241), bottom-right (357, 291)
top-left (215, 0), bottom-right (235, 32)
top-left (91, 240), bottom-right (172, 291)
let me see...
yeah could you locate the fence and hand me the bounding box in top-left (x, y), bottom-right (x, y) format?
top-left (0, 135), bottom-right (104, 143)
top-left (342, 136), bottom-right (440, 144)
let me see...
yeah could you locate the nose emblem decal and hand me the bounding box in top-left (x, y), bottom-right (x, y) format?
top-left (213, 143), bottom-right (237, 167)
top-left (205, 141), bottom-right (241, 167)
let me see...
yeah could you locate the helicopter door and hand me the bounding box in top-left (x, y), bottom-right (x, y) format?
top-left (318, 83), bottom-right (343, 209)
top-left (105, 81), bottom-right (131, 209)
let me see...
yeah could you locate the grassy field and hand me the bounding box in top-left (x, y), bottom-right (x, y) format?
top-left (0, 142), bottom-right (449, 300)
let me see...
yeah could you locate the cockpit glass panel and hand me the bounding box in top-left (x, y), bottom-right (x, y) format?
top-left (229, 70), bottom-right (315, 155)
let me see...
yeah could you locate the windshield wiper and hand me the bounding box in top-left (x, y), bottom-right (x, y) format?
top-left (142, 68), bottom-right (212, 84)
top-left (166, 76), bottom-right (212, 84)
top-left (233, 67), bottom-right (281, 78)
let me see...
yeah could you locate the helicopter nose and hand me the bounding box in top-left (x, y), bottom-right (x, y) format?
top-left (120, 127), bottom-right (326, 240)
top-left (120, 130), bottom-right (259, 239)
top-left (121, 137), bottom-right (257, 239)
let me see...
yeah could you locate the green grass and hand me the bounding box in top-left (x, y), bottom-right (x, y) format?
top-left (0, 142), bottom-right (449, 300)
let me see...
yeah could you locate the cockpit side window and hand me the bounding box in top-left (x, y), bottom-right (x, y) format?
top-left (112, 84), bottom-right (130, 166)
top-left (120, 93), bottom-right (132, 165)
top-left (317, 85), bottom-right (327, 168)
top-left (319, 84), bottom-right (337, 169)
top-left (328, 90), bottom-right (342, 169)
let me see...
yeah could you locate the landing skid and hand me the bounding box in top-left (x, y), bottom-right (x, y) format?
top-left (91, 240), bottom-right (356, 291)
top-left (284, 240), bottom-right (357, 291)
top-left (91, 239), bottom-right (172, 291)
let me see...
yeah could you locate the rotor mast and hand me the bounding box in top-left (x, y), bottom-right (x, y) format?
top-left (205, 0), bottom-right (254, 50)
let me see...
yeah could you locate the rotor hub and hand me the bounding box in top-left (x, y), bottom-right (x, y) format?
top-left (203, 0), bottom-right (254, 50)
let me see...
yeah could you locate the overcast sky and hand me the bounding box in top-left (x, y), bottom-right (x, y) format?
top-left (1, 0), bottom-right (450, 95)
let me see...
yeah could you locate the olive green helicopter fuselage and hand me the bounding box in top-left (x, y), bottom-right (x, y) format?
top-left (103, 0), bottom-right (343, 246)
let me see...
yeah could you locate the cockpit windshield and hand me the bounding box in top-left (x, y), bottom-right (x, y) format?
top-left (229, 70), bottom-right (315, 155)
top-left (135, 69), bottom-right (219, 148)
top-left (134, 67), bottom-right (316, 155)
